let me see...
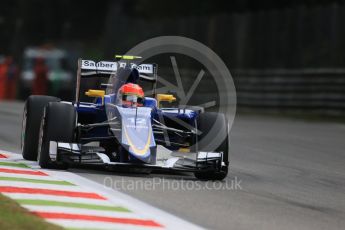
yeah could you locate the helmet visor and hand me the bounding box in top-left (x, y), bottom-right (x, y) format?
top-left (122, 94), bottom-right (144, 106)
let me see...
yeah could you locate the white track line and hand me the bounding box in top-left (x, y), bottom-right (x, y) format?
top-left (45, 166), bottom-right (204, 229)
top-left (0, 150), bottom-right (204, 230)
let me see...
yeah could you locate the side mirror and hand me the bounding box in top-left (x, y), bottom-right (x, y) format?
top-left (156, 94), bottom-right (176, 108)
top-left (85, 90), bottom-right (105, 104)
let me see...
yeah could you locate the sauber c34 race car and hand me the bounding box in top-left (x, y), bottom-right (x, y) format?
top-left (21, 56), bottom-right (229, 180)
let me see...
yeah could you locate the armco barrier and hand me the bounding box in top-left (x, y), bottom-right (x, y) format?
top-left (233, 68), bottom-right (345, 115)
top-left (157, 68), bottom-right (345, 116)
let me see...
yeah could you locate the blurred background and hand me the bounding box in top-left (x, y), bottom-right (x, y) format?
top-left (1, 0), bottom-right (345, 116)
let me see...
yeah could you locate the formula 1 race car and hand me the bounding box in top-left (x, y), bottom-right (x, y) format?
top-left (21, 56), bottom-right (229, 180)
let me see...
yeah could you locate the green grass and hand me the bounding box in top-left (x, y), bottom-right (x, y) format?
top-left (0, 194), bottom-right (63, 230)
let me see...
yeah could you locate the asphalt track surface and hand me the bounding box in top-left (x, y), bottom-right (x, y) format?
top-left (0, 100), bottom-right (344, 230)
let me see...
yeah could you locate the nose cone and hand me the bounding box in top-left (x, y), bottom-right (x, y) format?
top-left (123, 122), bottom-right (153, 162)
top-left (117, 106), bottom-right (156, 163)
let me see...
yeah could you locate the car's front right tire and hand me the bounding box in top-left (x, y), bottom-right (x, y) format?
top-left (38, 102), bottom-right (76, 169)
top-left (193, 112), bottom-right (229, 181)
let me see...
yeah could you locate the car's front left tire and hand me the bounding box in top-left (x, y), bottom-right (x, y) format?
top-left (21, 95), bottom-right (60, 161)
top-left (38, 102), bottom-right (76, 169)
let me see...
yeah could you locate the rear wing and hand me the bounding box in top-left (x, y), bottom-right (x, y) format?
top-left (75, 58), bottom-right (158, 102)
top-left (79, 59), bottom-right (157, 79)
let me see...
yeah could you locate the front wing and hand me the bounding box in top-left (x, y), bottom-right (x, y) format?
top-left (49, 141), bottom-right (225, 173)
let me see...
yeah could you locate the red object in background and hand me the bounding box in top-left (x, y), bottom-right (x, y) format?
top-left (4, 56), bottom-right (18, 100)
top-left (32, 58), bottom-right (48, 95)
top-left (0, 56), bottom-right (19, 100)
top-left (0, 61), bottom-right (8, 100)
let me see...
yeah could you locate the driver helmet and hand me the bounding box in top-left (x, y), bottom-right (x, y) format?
top-left (117, 83), bottom-right (144, 107)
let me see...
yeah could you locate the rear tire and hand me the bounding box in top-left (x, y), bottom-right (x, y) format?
top-left (21, 95), bottom-right (60, 161)
top-left (193, 112), bottom-right (229, 181)
top-left (38, 102), bottom-right (76, 169)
